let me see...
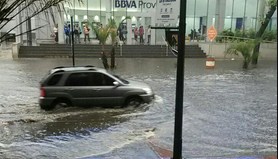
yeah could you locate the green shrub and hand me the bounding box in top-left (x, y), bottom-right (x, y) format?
top-left (262, 30), bottom-right (277, 42)
top-left (226, 40), bottom-right (256, 69)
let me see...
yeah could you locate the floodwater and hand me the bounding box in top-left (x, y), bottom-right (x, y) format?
top-left (0, 57), bottom-right (277, 159)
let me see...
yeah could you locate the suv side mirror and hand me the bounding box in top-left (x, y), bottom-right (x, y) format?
top-left (113, 81), bottom-right (120, 87)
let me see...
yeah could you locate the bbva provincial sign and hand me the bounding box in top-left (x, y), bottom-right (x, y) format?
top-left (115, 0), bottom-right (156, 9)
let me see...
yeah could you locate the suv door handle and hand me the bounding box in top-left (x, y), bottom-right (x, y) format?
top-left (66, 88), bottom-right (74, 91)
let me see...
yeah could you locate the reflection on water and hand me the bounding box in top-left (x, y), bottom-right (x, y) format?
top-left (0, 58), bottom-right (277, 158)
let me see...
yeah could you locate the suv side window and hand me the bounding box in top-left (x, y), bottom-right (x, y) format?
top-left (65, 73), bottom-right (89, 86)
top-left (47, 74), bottom-right (63, 86)
top-left (88, 72), bottom-right (115, 86)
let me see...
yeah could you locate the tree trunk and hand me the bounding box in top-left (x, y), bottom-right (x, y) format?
top-left (110, 46), bottom-right (115, 69)
top-left (101, 45), bottom-right (109, 69)
top-left (243, 61), bottom-right (249, 69)
top-left (252, 4), bottom-right (277, 65)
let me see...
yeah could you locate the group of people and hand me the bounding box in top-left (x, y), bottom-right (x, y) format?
top-left (52, 23), bottom-right (90, 44)
top-left (189, 29), bottom-right (201, 41)
top-left (53, 23), bottom-right (152, 45)
top-left (133, 25), bottom-right (151, 45)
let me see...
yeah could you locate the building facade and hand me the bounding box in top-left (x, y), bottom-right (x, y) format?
top-left (2, 0), bottom-right (277, 45)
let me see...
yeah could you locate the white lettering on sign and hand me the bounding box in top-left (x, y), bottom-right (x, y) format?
top-left (155, 0), bottom-right (180, 27)
top-left (115, 0), bottom-right (156, 9)
top-left (159, 0), bottom-right (176, 2)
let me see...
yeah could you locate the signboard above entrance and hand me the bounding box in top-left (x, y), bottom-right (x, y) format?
top-left (114, 0), bottom-right (156, 9)
top-left (155, 0), bottom-right (180, 27)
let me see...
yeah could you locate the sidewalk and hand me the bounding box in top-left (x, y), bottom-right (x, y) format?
top-left (0, 49), bottom-right (12, 59)
top-left (77, 138), bottom-right (276, 159)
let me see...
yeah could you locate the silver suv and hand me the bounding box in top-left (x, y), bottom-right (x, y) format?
top-left (39, 66), bottom-right (154, 110)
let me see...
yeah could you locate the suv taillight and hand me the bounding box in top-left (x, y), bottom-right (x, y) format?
top-left (40, 87), bottom-right (46, 97)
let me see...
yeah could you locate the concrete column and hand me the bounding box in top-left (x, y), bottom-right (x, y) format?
top-left (215, 0), bottom-right (226, 33)
top-left (58, 11), bottom-right (65, 44)
top-left (127, 19), bottom-right (132, 45)
top-left (16, 4), bottom-right (23, 44)
top-left (256, 0), bottom-right (266, 30)
top-left (105, 0), bottom-right (112, 25)
top-left (151, 15), bottom-right (155, 45)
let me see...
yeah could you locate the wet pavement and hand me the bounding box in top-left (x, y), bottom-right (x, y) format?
top-left (0, 56), bottom-right (277, 159)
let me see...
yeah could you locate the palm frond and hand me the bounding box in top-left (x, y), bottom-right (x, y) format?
top-left (0, 0), bottom-right (83, 43)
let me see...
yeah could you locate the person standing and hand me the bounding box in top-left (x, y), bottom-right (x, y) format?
top-left (83, 24), bottom-right (90, 43)
top-left (147, 25), bottom-right (151, 45)
top-left (74, 24), bottom-right (81, 44)
top-left (134, 27), bottom-right (138, 43)
top-left (64, 24), bottom-right (71, 44)
top-left (53, 24), bottom-right (58, 43)
top-left (118, 25), bottom-right (123, 41)
top-left (139, 26), bottom-right (144, 45)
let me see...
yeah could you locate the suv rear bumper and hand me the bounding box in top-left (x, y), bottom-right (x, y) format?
top-left (39, 97), bottom-right (54, 108)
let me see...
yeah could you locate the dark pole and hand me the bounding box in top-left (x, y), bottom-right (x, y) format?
top-left (173, 0), bottom-right (186, 158)
top-left (243, 0), bottom-right (247, 36)
top-left (255, 0), bottom-right (259, 32)
top-left (71, 16), bottom-right (75, 67)
top-left (231, 0), bottom-right (234, 30)
top-left (27, 17), bottom-right (32, 46)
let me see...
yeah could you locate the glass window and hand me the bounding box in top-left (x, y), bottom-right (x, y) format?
top-left (47, 74), bottom-right (63, 86)
top-left (65, 73), bottom-right (89, 86)
top-left (88, 73), bottom-right (115, 86)
top-left (112, 74), bottom-right (129, 84)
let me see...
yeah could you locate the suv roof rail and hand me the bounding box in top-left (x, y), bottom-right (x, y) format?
top-left (53, 65), bottom-right (95, 69)
top-left (53, 70), bottom-right (65, 74)
top-left (54, 66), bottom-right (65, 69)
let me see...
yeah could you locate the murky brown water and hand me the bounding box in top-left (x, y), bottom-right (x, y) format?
top-left (0, 57), bottom-right (277, 158)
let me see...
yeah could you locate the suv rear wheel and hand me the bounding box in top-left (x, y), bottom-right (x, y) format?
top-left (51, 99), bottom-right (71, 109)
top-left (124, 96), bottom-right (142, 107)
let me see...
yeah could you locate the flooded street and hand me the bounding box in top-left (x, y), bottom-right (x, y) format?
top-left (0, 57), bottom-right (277, 158)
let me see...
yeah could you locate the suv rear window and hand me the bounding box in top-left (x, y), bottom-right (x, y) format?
top-left (47, 74), bottom-right (63, 86)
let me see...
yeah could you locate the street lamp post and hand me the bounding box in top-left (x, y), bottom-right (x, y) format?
top-left (173, 0), bottom-right (187, 158)
top-left (71, 16), bottom-right (75, 67)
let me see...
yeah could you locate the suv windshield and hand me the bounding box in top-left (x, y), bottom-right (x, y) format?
top-left (113, 74), bottom-right (129, 84)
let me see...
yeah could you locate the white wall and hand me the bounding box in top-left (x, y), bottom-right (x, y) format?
top-left (199, 42), bottom-right (277, 59)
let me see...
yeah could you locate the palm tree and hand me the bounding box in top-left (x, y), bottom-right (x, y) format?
top-left (106, 18), bottom-right (118, 69)
top-left (107, 17), bottom-right (131, 69)
top-left (91, 16), bottom-right (130, 69)
top-left (226, 40), bottom-right (256, 69)
top-left (0, 0), bottom-right (83, 43)
top-left (252, 0), bottom-right (277, 65)
top-left (90, 22), bottom-right (111, 69)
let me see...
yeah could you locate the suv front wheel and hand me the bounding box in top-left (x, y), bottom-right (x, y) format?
top-left (124, 96), bottom-right (142, 107)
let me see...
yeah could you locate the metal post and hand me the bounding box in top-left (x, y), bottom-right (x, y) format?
top-left (231, 0), bottom-right (234, 30)
top-left (71, 16), bottom-right (75, 67)
top-left (87, 0), bottom-right (89, 19)
top-left (173, 0), bottom-right (186, 158)
top-left (100, 0), bottom-right (102, 23)
top-left (255, 0), bottom-right (259, 32)
top-left (19, 4), bottom-right (23, 44)
top-left (206, 0), bottom-right (210, 42)
top-left (74, 0), bottom-right (75, 23)
top-left (112, 0), bottom-right (114, 17)
top-left (243, 0), bottom-right (247, 36)
top-left (193, 0), bottom-right (196, 42)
